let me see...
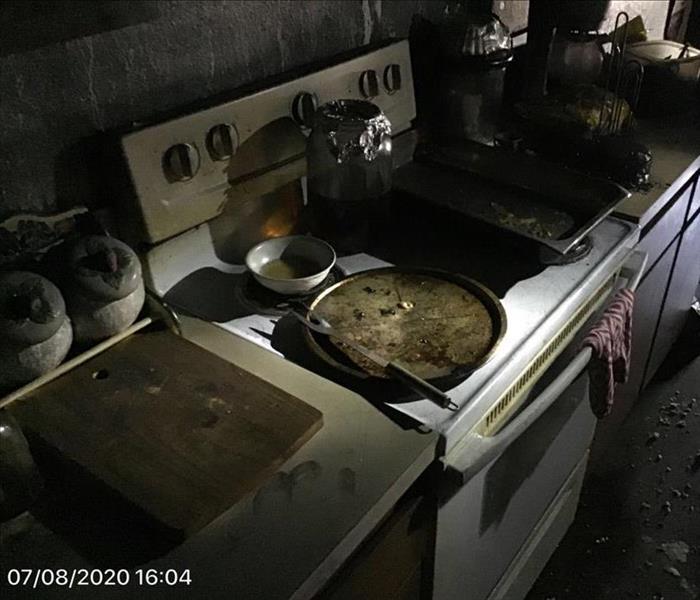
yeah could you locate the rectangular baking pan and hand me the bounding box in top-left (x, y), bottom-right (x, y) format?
top-left (394, 141), bottom-right (630, 254)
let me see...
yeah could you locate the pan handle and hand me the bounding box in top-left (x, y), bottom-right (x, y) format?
top-left (386, 362), bottom-right (457, 410)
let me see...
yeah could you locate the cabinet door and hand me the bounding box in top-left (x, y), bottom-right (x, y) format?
top-left (638, 180), bottom-right (692, 271)
top-left (645, 212), bottom-right (700, 386)
top-left (688, 174), bottom-right (700, 220)
top-left (318, 494), bottom-right (435, 600)
top-left (591, 241), bottom-right (677, 462)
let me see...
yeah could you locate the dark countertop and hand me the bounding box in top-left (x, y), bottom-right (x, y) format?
top-left (614, 111), bottom-right (700, 228)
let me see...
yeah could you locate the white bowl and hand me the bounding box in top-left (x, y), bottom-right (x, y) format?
top-left (245, 235), bottom-right (336, 295)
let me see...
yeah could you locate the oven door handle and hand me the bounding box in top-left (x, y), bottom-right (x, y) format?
top-left (443, 346), bottom-right (592, 484)
top-left (618, 249), bottom-right (647, 292)
top-left (443, 249), bottom-right (648, 484)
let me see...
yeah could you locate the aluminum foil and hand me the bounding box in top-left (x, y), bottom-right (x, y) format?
top-left (318, 100), bottom-right (392, 164)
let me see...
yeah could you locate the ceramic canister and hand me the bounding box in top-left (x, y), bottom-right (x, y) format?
top-left (0, 271), bottom-right (72, 389)
top-left (64, 235), bottom-right (145, 344)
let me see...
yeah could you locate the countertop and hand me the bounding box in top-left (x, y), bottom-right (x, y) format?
top-left (614, 111), bottom-right (700, 229)
top-left (148, 316), bottom-right (439, 600)
top-left (1, 316), bottom-right (438, 600)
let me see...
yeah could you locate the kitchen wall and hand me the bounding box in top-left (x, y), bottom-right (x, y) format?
top-left (495, 0), bottom-right (672, 40)
top-left (0, 0), bottom-right (447, 219)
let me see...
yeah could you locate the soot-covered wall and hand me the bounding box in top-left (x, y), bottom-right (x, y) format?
top-left (0, 0), bottom-right (446, 219)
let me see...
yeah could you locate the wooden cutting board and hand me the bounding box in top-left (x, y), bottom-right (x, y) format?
top-left (12, 329), bottom-right (323, 537)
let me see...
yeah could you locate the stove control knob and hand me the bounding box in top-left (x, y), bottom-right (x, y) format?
top-left (359, 69), bottom-right (379, 98)
top-left (206, 123), bottom-right (239, 161)
top-left (291, 92), bottom-right (318, 128)
top-left (383, 64), bottom-right (402, 93)
top-left (162, 143), bottom-right (200, 182)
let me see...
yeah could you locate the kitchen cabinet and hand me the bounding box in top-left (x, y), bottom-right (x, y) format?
top-left (318, 487), bottom-right (436, 600)
top-left (690, 177), bottom-right (700, 219)
top-left (640, 176), bottom-right (699, 388)
top-left (638, 180), bottom-right (694, 271)
top-left (593, 173), bottom-right (698, 462)
top-left (645, 205), bottom-right (700, 386)
top-left (591, 240), bottom-right (677, 461)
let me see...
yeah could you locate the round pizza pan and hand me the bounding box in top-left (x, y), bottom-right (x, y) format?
top-left (303, 267), bottom-right (507, 382)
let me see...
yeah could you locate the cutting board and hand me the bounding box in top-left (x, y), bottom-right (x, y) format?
top-left (12, 329), bottom-right (323, 537)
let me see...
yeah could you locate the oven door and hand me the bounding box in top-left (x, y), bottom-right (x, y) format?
top-left (433, 249), bottom-right (647, 600)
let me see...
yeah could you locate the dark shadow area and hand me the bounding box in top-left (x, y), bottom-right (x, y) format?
top-left (653, 309), bottom-right (700, 383)
top-left (368, 191), bottom-right (548, 299)
top-left (0, 1), bottom-right (160, 57)
top-left (54, 134), bottom-right (110, 215)
top-left (163, 268), bottom-right (249, 322)
top-left (0, 435), bottom-right (178, 573)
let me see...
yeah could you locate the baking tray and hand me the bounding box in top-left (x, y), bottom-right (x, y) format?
top-left (394, 141), bottom-right (630, 254)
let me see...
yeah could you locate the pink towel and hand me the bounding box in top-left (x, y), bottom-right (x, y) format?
top-left (582, 288), bottom-right (635, 418)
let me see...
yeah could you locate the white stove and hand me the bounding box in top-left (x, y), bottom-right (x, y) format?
top-left (143, 206), bottom-right (638, 443)
top-left (117, 39), bottom-right (646, 600)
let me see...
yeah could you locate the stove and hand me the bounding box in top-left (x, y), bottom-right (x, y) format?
top-left (118, 39), bottom-right (640, 447)
top-left (117, 39), bottom-right (644, 600)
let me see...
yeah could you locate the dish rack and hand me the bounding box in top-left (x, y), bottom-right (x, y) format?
top-left (595, 11), bottom-right (644, 136)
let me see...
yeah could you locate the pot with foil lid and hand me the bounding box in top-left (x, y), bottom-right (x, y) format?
top-left (306, 99), bottom-right (392, 254)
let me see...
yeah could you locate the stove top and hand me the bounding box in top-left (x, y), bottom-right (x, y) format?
top-left (152, 196), bottom-right (638, 446)
top-left (119, 39), bottom-right (640, 447)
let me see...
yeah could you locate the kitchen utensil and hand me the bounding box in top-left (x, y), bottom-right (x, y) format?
top-left (303, 268), bottom-right (506, 383)
top-left (625, 40), bottom-right (700, 115)
top-left (306, 99), bottom-right (392, 254)
top-left (290, 308), bottom-right (456, 410)
top-left (245, 235), bottom-right (336, 295)
top-left (11, 328), bottom-right (323, 537)
top-left (405, 140), bottom-right (630, 254)
top-left (596, 11), bottom-right (637, 137)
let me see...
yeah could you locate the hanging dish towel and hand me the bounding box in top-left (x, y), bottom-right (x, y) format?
top-left (582, 288), bottom-right (635, 418)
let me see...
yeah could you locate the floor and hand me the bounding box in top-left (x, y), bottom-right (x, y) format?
top-left (527, 309), bottom-right (700, 600)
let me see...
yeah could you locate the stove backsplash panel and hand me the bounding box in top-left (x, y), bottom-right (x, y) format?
top-left (0, 0), bottom-right (447, 220)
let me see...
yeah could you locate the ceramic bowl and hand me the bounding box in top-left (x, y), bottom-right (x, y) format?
top-left (245, 235), bottom-right (336, 295)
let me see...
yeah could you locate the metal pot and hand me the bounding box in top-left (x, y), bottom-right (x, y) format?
top-left (305, 100), bottom-right (392, 255)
